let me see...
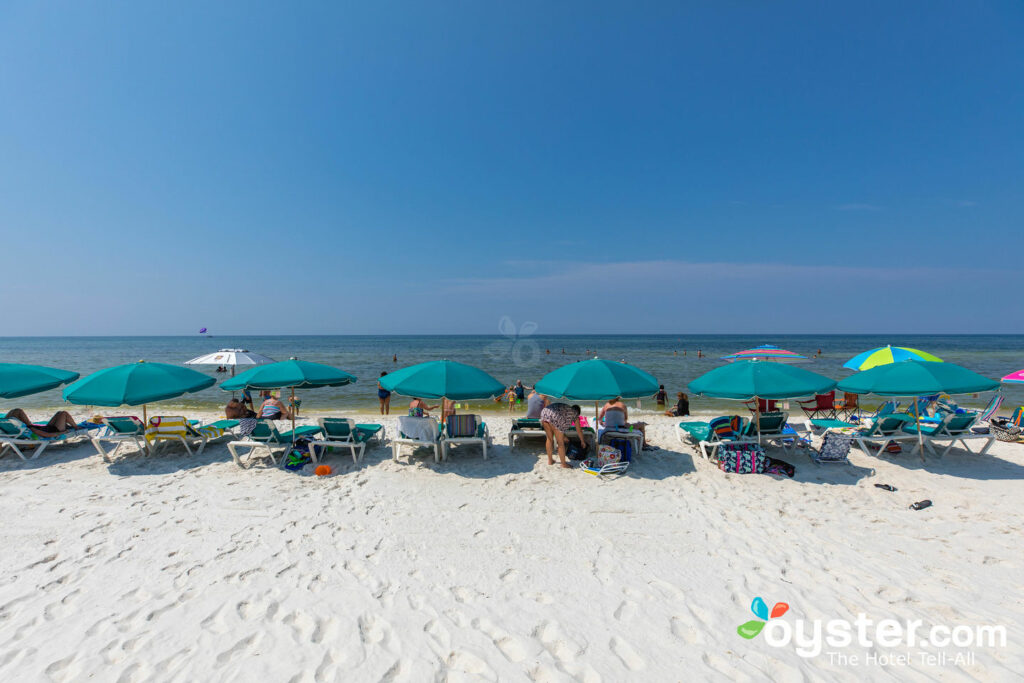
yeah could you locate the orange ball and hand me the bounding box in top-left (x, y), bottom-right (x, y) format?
top-left (315, 465), bottom-right (332, 476)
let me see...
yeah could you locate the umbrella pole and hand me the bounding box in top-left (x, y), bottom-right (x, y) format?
top-left (913, 398), bottom-right (925, 461)
top-left (142, 403), bottom-right (150, 454)
top-left (291, 387), bottom-right (296, 440)
top-left (756, 397), bottom-right (762, 445)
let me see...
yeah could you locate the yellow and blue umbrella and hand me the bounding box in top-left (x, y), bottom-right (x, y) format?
top-left (843, 345), bottom-right (942, 371)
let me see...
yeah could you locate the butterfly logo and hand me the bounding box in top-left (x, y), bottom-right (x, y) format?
top-left (485, 316), bottom-right (539, 367)
top-left (737, 597), bottom-right (789, 639)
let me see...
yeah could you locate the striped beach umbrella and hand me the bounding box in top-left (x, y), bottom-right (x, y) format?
top-left (1001, 369), bottom-right (1024, 384)
top-left (843, 345), bottom-right (942, 371)
top-left (721, 345), bottom-right (808, 363)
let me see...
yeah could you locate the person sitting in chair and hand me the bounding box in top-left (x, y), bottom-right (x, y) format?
top-left (599, 396), bottom-right (653, 450)
top-left (258, 392), bottom-right (291, 420)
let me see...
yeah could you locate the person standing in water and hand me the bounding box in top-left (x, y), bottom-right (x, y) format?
top-left (377, 371), bottom-right (392, 415)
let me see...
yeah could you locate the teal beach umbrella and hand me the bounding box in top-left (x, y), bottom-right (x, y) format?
top-left (688, 361), bottom-right (836, 442)
top-left (0, 363), bottom-right (80, 399)
top-left (221, 359), bottom-right (357, 435)
top-left (63, 361), bottom-right (216, 431)
top-left (221, 359), bottom-right (356, 392)
top-left (535, 358), bottom-right (659, 425)
top-left (688, 361), bottom-right (836, 400)
top-left (536, 359), bottom-right (659, 400)
top-left (836, 360), bottom-right (998, 397)
top-left (379, 360), bottom-right (504, 401)
top-left (837, 360), bottom-right (998, 456)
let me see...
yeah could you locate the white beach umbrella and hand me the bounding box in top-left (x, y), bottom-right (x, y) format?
top-left (184, 349), bottom-right (275, 377)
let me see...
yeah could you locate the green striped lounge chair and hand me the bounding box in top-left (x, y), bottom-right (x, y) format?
top-left (741, 411), bottom-right (800, 452)
top-left (442, 414), bottom-right (490, 461)
top-left (226, 420), bottom-right (323, 468)
top-left (902, 412), bottom-right (993, 458)
top-left (676, 415), bottom-right (745, 460)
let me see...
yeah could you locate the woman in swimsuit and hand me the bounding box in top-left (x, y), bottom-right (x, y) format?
top-left (377, 371), bottom-right (392, 415)
top-left (4, 409), bottom-right (79, 438)
top-left (258, 392), bottom-right (291, 420)
top-left (408, 397), bottom-right (439, 418)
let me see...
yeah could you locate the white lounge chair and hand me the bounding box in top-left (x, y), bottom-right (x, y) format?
top-left (393, 416), bottom-right (442, 464)
top-left (853, 414), bottom-right (916, 457)
top-left (508, 418), bottom-right (546, 447)
top-left (442, 415), bottom-right (490, 461)
top-left (903, 412), bottom-right (995, 458)
top-left (308, 418), bottom-right (385, 465)
top-left (0, 418), bottom-right (98, 461)
top-left (91, 417), bottom-right (149, 462)
top-left (227, 420), bottom-right (322, 467)
top-left (144, 416), bottom-right (221, 456)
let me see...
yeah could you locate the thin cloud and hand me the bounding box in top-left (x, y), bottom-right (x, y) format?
top-left (836, 203), bottom-right (883, 212)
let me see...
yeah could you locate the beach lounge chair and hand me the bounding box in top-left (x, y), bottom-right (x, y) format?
top-left (903, 412), bottom-right (994, 458)
top-left (0, 418), bottom-right (99, 461)
top-left (968, 395), bottom-right (1005, 434)
top-left (797, 392), bottom-right (836, 420)
top-left (507, 418), bottom-right (596, 450)
top-left (835, 392), bottom-right (861, 420)
top-left (309, 418), bottom-right (385, 464)
top-left (144, 416), bottom-right (221, 455)
top-left (91, 417), bottom-right (149, 462)
top-left (741, 411), bottom-right (796, 452)
top-left (508, 418), bottom-right (545, 447)
top-left (852, 414), bottom-right (915, 457)
top-left (442, 414), bottom-right (490, 461)
top-left (226, 420), bottom-right (323, 467)
top-left (676, 415), bottom-right (746, 460)
top-left (579, 442), bottom-right (631, 476)
top-left (743, 398), bottom-right (778, 414)
top-left (599, 427), bottom-right (643, 461)
top-left (809, 431), bottom-right (854, 465)
top-left (393, 416), bottom-right (442, 464)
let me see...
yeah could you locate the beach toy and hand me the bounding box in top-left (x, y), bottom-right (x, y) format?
top-left (315, 464), bottom-right (331, 476)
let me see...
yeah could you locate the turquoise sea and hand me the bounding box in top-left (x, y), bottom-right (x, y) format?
top-left (2, 335), bottom-right (1022, 415)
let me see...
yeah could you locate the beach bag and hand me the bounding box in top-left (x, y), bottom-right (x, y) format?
top-left (884, 442), bottom-right (902, 454)
top-left (717, 443), bottom-right (767, 474)
top-left (596, 444), bottom-right (622, 467)
top-left (990, 418), bottom-right (1021, 442)
top-left (283, 438), bottom-right (313, 471)
top-left (607, 437), bottom-right (632, 461)
top-left (566, 440), bottom-right (587, 461)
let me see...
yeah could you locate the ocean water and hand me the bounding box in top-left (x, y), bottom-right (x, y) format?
top-left (2, 335), bottom-right (1022, 416)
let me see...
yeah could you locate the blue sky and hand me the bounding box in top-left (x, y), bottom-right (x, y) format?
top-left (2, 1), bottom-right (1022, 335)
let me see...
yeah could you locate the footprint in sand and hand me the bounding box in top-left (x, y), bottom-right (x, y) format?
top-left (609, 636), bottom-right (644, 671)
top-left (473, 617), bottom-right (534, 663)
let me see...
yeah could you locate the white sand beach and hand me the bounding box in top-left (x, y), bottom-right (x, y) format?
top-left (1, 409), bottom-right (1022, 681)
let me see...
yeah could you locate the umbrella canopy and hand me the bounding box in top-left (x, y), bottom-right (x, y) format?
top-left (185, 349), bottom-right (275, 368)
top-left (837, 360), bottom-right (998, 397)
top-left (721, 345), bottom-right (809, 363)
top-left (843, 345), bottom-right (942, 371)
top-left (220, 359), bottom-right (356, 391)
top-left (0, 363), bottom-right (80, 399)
top-left (379, 360), bottom-right (504, 400)
top-left (63, 361), bottom-right (215, 407)
top-left (535, 359), bottom-right (659, 401)
top-left (688, 360), bottom-right (836, 400)
top-left (1001, 369), bottom-right (1024, 384)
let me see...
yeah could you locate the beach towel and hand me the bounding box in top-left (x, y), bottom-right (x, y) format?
top-left (446, 414), bottom-right (478, 438)
top-left (717, 443), bottom-right (767, 474)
